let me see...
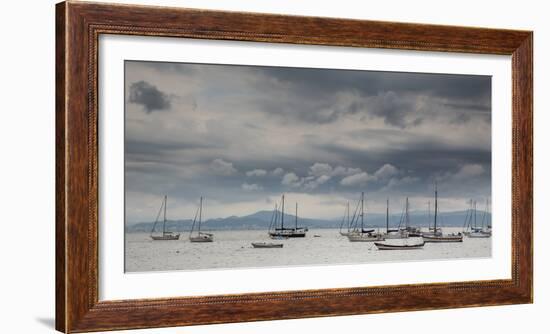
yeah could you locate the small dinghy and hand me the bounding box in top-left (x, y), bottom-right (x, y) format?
top-left (251, 242), bottom-right (283, 248)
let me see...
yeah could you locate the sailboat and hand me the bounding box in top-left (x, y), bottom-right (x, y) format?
top-left (376, 198), bottom-right (424, 249)
top-left (383, 198), bottom-right (409, 239)
top-left (268, 195), bottom-right (307, 238)
top-left (423, 200), bottom-right (441, 236)
top-left (338, 202), bottom-right (352, 236)
top-left (402, 197), bottom-right (422, 237)
top-left (374, 239), bottom-right (425, 250)
top-left (422, 183), bottom-right (463, 243)
top-left (462, 199), bottom-right (474, 236)
top-left (189, 197), bottom-right (214, 242)
top-left (252, 204), bottom-right (284, 248)
top-left (468, 199), bottom-right (491, 238)
top-left (346, 192), bottom-right (384, 242)
top-left (150, 195), bottom-right (180, 240)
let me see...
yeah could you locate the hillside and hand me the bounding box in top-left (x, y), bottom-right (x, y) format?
top-left (126, 210), bottom-right (491, 232)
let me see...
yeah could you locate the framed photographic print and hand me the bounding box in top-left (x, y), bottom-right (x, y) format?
top-left (56, 1), bottom-right (532, 332)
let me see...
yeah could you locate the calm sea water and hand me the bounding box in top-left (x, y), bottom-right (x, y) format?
top-left (125, 228), bottom-right (491, 272)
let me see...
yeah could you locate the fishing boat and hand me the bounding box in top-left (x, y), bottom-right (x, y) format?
top-left (422, 183), bottom-right (463, 243)
top-left (251, 242), bottom-right (284, 248)
top-left (150, 195), bottom-right (180, 240)
top-left (375, 239), bottom-right (425, 250)
top-left (189, 197), bottom-right (214, 242)
top-left (268, 195), bottom-right (307, 238)
top-left (346, 192), bottom-right (384, 242)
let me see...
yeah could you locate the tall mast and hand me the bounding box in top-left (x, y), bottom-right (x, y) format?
top-left (361, 192), bottom-right (364, 231)
top-left (434, 182), bottom-right (438, 231)
top-left (386, 198), bottom-right (389, 233)
top-left (469, 199), bottom-right (473, 228)
top-left (295, 202), bottom-right (298, 229)
top-left (428, 201), bottom-right (431, 229)
top-left (163, 195), bottom-right (167, 234)
top-left (281, 195), bottom-right (285, 230)
top-left (347, 202), bottom-right (350, 231)
top-left (405, 197), bottom-right (410, 229)
top-left (198, 196), bottom-right (203, 233)
top-left (474, 200), bottom-right (477, 229)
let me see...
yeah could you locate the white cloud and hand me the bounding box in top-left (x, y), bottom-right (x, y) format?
top-left (281, 172), bottom-right (302, 187)
top-left (374, 163), bottom-right (399, 180)
top-left (309, 163), bottom-right (333, 177)
top-left (241, 183), bottom-right (263, 191)
top-left (332, 166), bottom-right (362, 177)
top-left (210, 158), bottom-right (237, 175)
top-left (452, 164), bottom-right (484, 180)
top-left (304, 174), bottom-right (332, 190)
top-left (340, 172), bottom-right (370, 186)
top-left (246, 169), bottom-right (267, 177)
top-left (272, 167), bottom-right (284, 176)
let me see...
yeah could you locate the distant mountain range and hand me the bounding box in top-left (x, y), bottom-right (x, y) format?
top-left (126, 210), bottom-right (491, 233)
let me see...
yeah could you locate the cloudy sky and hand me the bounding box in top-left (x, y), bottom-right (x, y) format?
top-left (124, 60), bottom-right (491, 223)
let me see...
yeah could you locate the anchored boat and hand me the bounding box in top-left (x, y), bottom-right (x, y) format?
top-left (189, 197), bottom-right (214, 242)
top-left (382, 198), bottom-right (410, 240)
top-left (251, 203), bottom-right (284, 248)
top-left (465, 199), bottom-right (492, 238)
top-left (251, 242), bottom-right (284, 248)
top-left (338, 202), bottom-right (352, 236)
top-left (346, 192), bottom-right (384, 242)
top-left (150, 195), bottom-right (180, 241)
top-left (268, 195), bottom-right (307, 238)
top-left (375, 239), bottom-right (425, 250)
top-left (422, 183), bottom-right (463, 243)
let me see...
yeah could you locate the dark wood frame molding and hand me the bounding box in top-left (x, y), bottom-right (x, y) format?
top-left (56, 1), bottom-right (533, 332)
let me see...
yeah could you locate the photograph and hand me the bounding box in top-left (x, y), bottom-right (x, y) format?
top-left (124, 61), bottom-right (492, 272)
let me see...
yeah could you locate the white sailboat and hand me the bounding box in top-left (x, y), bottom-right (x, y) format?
top-left (338, 202), bottom-right (352, 236)
top-left (376, 198), bottom-right (425, 249)
top-left (469, 199), bottom-right (491, 238)
top-left (252, 204), bottom-right (284, 248)
top-left (422, 183), bottom-right (463, 243)
top-left (189, 197), bottom-right (214, 242)
top-left (375, 239), bottom-right (425, 250)
top-left (150, 195), bottom-right (180, 241)
top-left (383, 198), bottom-right (409, 239)
top-left (347, 192), bottom-right (384, 242)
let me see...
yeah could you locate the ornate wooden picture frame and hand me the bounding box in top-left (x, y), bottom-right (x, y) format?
top-left (56, 1), bottom-right (532, 332)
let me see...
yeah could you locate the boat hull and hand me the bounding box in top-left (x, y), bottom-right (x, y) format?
top-left (422, 235), bottom-right (463, 243)
top-left (151, 234), bottom-right (180, 241)
top-left (269, 232), bottom-right (306, 238)
top-left (468, 232), bottom-right (491, 238)
top-left (251, 242), bottom-right (283, 248)
top-left (374, 241), bottom-right (425, 250)
top-left (347, 234), bottom-right (384, 242)
top-left (189, 234), bottom-right (214, 242)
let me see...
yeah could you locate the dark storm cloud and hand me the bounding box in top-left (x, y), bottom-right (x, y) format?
top-left (126, 139), bottom-right (222, 158)
top-left (251, 66), bottom-right (491, 127)
top-left (130, 60), bottom-right (197, 75)
top-left (124, 61), bottom-right (492, 222)
top-left (128, 81), bottom-right (172, 113)
top-left (257, 66), bottom-right (491, 101)
top-left (316, 139), bottom-right (490, 184)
